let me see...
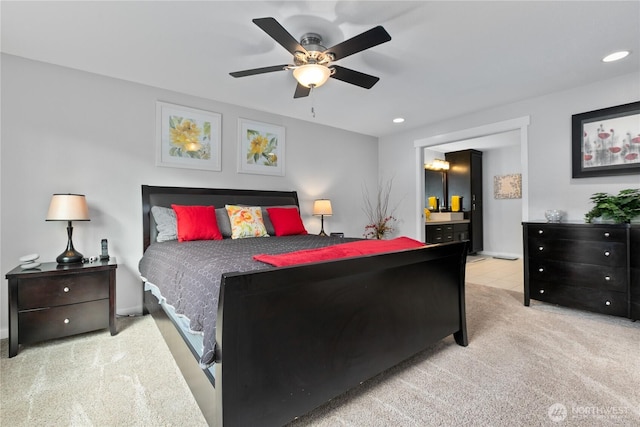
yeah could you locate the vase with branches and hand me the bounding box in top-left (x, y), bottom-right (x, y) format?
top-left (362, 178), bottom-right (398, 239)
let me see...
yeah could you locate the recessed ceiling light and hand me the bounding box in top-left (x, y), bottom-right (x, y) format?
top-left (393, 117), bottom-right (405, 124)
top-left (602, 50), bottom-right (630, 62)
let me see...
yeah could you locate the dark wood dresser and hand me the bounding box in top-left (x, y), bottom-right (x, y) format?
top-left (631, 226), bottom-right (640, 320)
top-left (6, 259), bottom-right (117, 357)
top-left (523, 222), bottom-right (637, 319)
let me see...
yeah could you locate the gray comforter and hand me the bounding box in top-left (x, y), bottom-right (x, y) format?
top-left (138, 235), bottom-right (357, 367)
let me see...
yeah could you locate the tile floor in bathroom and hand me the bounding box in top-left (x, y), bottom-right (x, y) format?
top-left (465, 255), bottom-right (523, 293)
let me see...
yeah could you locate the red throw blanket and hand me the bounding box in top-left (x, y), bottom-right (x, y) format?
top-left (253, 236), bottom-right (426, 267)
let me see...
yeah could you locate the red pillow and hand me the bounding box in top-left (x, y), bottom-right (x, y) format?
top-left (266, 207), bottom-right (308, 236)
top-left (171, 205), bottom-right (222, 242)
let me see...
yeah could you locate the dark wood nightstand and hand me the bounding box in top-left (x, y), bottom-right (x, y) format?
top-left (6, 258), bottom-right (117, 357)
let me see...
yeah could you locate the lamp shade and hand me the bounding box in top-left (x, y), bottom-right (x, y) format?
top-left (293, 64), bottom-right (331, 88)
top-left (313, 199), bottom-right (333, 216)
top-left (46, 194), bottom-right (90, 221)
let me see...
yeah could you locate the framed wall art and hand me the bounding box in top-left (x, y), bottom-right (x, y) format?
top-left (237, 118), bottom-right (285, 176)
top-left (156, 101), bottom-right (222, 171)
top-left (572, 101), bottom-right (640, 178)
top-left (494, 174), bottom-right (522, 199)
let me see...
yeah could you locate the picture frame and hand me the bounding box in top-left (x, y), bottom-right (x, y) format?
top-left (237, 118), bottom-right (285, 176)
top-left (494, 174), bottom-right (522, 199)
top-left (571, 101), bottom-right (640, 178)
top-left (156, 101), bottom-right (222, 171)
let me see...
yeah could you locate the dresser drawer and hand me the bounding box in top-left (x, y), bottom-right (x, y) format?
top-left (529, 259), bottom-right (627, 292)
top-left (530, 281), bottom-right (627, 317)
top-left (527, 225), bottom-right (627, 242)
top-left (17, 271), bottom-right (109, 310)
top-left (19, 299), bottom-right (109, 344)
top-left (528, 238), bottom-right (626, 266)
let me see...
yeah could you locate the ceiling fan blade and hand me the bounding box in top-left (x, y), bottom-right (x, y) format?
top-left (324, 26), bottom-right (391, 61)
top-left (230, 64), bottom-right (289, 78)
top-left (293, 83), bottom-right (311, 98)
top-left (253, 17), bottom-right (307, 56)
top-left (330, 65), bottom-right (380, 89)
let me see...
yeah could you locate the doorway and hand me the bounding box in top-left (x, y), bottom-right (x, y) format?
top-left (413, 117), bottom-right (530, 253)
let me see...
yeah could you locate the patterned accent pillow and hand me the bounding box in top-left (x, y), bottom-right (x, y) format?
top-left (225, 205), bottom-right (269, 239)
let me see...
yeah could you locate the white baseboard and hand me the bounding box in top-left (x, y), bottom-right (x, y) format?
top-left (477, 251), bottom-right (522, 260)
top-left (117, 304), bottom-right (143, 317)
top-left (0, 326), bottom-right (7, 340)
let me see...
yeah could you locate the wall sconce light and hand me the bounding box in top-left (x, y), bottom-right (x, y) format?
top-left (313, 199), bottom-right (333, 236)
top-left (46, 194), bottom-right (90, 263)
top-left (424, 159), bottom-right (450, 171)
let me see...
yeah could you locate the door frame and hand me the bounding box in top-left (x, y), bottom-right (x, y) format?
top-left (413, 116), bottom-right (530, 242)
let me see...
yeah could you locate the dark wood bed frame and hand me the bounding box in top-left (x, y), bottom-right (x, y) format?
top-left (141, 185), bottom-right (468, 426)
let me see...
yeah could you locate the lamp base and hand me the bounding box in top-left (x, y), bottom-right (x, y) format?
top-left (56, 222), bottom-right (84, 263)
top-left (318, 230), bottom-right (328, 237)
top-left (56, 249), bottom-right (84, 264)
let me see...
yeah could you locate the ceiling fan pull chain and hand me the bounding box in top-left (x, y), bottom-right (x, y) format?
top-left (310, 86), bottom-right (316, 118)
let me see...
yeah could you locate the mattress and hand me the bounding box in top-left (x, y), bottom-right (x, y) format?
top-left (138, 235), bottom-right (358, 367)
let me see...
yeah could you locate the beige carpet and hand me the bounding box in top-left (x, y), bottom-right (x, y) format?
top-left (2, 283), bottom-right (639, 426)
top-left (1, 315), bottom-right (207, 426)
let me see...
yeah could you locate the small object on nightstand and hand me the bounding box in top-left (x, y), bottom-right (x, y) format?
top-left (330, 232), bottom-right (344, 238)
top-left (19, 253), bottom-right (41, 269)
top-left (100, 239), bottom-right (110, 261)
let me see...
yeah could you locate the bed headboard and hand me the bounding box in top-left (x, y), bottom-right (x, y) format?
top-left (142, 185), bottom-right (300, 251)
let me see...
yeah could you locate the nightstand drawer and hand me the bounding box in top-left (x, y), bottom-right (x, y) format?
top-left (17, 271), bottom-right (109, 310)
top-left (19, 299), bottom-right (109, 344)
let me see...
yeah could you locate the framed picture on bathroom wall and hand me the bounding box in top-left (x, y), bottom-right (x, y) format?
top-left (571, 101), bottom-right (640, 178)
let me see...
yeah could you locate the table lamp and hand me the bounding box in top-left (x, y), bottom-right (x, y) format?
top-left (313, 199), bottom-right (332, 237)
top-left (46, 194), bottom-right (90, 263)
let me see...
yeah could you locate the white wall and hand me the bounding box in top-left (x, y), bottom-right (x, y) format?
top-left (379, 72), bottom-right (639, 242)
top-left (483, 145), bottom-right (522, 258)
top-left (0, 54), bottom-right (378, 338)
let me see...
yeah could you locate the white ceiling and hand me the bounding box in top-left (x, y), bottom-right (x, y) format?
top-left (2, 1), bottom-right (639, 138)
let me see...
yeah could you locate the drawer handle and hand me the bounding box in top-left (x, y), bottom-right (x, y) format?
top-left (538, 246), bottom-right (544, 251)
top-left (604, 251), bottom-right (610, 257)
top-left (538, 267), bottom-right (544, 272)
top-left (603, 232), bottom-right (610, 238)
top-left (538, 229), bottom-right (544, 235)
top-left (64, 318), bottom-right (70, 324)
top-left (604, 276), bottom-right (611, 281)
top-left (63, 287), bottom-right (70, 293)
top-left (539, 289), bottom-right (545, 294)
top-left (605, 300), bottom-right (611, 306)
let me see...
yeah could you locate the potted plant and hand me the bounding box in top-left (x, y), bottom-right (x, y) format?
top-left (584, 188), bottom-right (640, 223)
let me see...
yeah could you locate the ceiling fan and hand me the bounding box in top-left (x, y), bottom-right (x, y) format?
top-left (230, 17), bottom-right (391, 98)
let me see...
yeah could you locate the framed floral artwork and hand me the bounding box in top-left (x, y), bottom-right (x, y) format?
top-left (237, 118), bottom-right (285, 176)
top-left (156, 102), bottom-right (222, 171)
top-left (571, 101), bottom-right (640, 178)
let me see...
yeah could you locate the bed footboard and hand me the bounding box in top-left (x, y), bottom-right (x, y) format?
top-left (216, 241), bottom-right (467, 426)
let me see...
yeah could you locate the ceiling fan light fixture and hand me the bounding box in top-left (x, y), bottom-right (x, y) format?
top-left (293, 64), bottom-right (331, 88)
